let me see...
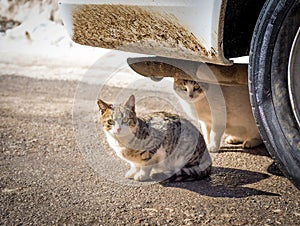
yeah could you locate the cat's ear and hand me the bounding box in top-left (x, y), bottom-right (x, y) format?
top-left (97, 99), bottom-right (112, 114)
top-left (200, 82), bottom-right (209, 91)
top-left (124, 95), bottom-right (135, 111)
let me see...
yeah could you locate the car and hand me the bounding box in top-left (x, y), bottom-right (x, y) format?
top-left (58, 0), bottom-right (300, 188)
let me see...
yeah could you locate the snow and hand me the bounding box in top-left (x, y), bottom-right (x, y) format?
top-left (0, 1), bottom-right (111, 80)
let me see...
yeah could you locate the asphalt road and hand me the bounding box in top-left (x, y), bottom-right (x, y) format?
top-left (1, 75), bottom-right (300, 225)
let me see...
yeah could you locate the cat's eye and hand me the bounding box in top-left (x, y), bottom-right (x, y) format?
top-left (107, 119), bottom-right (115, 125)
top-left (122, 117), bottom-right (129, 123)
top-left (194, 84), bottom-right (200, 91)
top-left (180, 86), bottom-right (187, 91)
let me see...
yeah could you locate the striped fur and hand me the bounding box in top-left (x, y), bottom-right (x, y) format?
top-left (97, 95), bottom-right (212, 182)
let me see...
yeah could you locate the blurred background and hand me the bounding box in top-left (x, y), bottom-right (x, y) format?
top-left (0, 0), bottom-right (110, 80)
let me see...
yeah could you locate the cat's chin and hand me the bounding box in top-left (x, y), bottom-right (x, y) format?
top-left (111, 130), bottom-right (134, 138)
top-left (187, 97), bottom-right (200, 103)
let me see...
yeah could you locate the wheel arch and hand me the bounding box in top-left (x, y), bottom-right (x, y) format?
top-left (223, 0), bottom-right (267, 59)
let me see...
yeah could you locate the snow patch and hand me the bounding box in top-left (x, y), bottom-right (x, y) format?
top-left (0, 1), bottom-right (112, 82)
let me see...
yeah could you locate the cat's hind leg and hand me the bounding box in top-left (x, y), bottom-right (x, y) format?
top-left (242, 138), bottom-right (263, 149)
top-left (225, 136), bottom-right (243, 145)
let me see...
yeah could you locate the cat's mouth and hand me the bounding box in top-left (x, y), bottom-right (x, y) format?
top-left (189, 94), bottom-right (194, 99)
top-left (113, 128), bottom-right (122, 135)
top-left (188, 96), bottom-right (198, 103)
top-left (110, 125), bottom-right (121, 135)
top-left (112, 127), bottom-right (134, 137)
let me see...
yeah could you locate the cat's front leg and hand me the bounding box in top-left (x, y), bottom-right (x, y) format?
top-left (199, 121), bottom-right (210, 144)
top-left (133, 166), bottom-right (152, 181)
top-left (125, 165), bottom-right (140, 179)
top-left (208, 127), bottom-right (224, 153)
top-left (205, 84), bottom-right (226, 153)
top-left (207, 143), bottom-right (220, 153)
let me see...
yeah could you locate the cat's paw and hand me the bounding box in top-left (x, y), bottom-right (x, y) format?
top-left (133, 170), bottom-right (150, 181)
top-left (125, 167), bottom-right (139, 179)
top-left (207, 144), bottom-right (219, 153)
top-left (242, 138), bottom-right (263, 149)
top-left (225, 136), bottom-right (242, 145)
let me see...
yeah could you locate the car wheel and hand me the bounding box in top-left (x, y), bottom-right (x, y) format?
top-left (249, 0), bottom-right (300, 188)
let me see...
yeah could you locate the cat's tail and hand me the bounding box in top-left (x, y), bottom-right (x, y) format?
top-left (151, 165), bottom-right (212, 182)
top-left (170, 165), bottom-right (211, 182)
top-left (167, 164), bottom-right (212, 182)
top-left (164, 150), bottom-right (212, 182)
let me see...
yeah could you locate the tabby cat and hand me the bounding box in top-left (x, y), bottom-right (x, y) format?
top-left (174, 78), bottom-right (262, 153)
top-left (97, 95), bottom-right (212, 182)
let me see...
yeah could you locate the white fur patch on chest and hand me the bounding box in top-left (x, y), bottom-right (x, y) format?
top-left (104, 131), bottom-right (126, 160)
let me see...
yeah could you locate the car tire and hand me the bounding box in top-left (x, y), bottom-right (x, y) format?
top-left (249, 0), bottom-right (300, 188)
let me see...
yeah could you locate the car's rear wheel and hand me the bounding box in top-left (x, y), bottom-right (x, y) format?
top-left (249, 0), bottom-right (300, 188)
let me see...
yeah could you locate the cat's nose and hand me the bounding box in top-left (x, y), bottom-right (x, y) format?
top-left (117, 127), bottom-right (121, 133)
top-left (189, 94), bottom-right (194, 98)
